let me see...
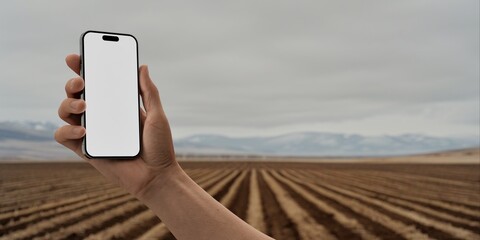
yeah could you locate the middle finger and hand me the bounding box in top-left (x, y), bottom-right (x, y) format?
top-left (58, 98), bottom-right (86, 124)
top-left (65, 77), bottom-right (84, 98)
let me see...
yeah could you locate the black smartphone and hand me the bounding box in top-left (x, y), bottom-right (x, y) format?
top-left (80, 30), bottom-right (141, 159)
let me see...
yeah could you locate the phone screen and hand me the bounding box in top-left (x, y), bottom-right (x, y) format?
top-left (81, 31), bottom-right (140, 158)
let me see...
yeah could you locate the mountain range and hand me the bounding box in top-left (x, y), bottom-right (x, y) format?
top-left (0, 121), bottom-right (478, 160)
top-left (174, 132), bottom-right (479, 157)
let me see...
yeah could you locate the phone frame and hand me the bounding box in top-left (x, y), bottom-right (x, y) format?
top-left (79, 30), bottom-right (141, 159)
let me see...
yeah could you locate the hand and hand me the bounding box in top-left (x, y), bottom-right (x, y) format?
top-left (55, 54), bottom-right (178, 197)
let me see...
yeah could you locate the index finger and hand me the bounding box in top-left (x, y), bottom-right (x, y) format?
top-left (66, 54), bottom-right (81, 75)
top-left (65, 77), bottom-right (84, 98)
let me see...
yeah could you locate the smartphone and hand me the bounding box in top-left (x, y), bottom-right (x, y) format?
top-left (80, 30), bottom-right (141, 158)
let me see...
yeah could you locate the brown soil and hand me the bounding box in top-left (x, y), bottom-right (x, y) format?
top-left (0, 160), bottom-right (479, 240)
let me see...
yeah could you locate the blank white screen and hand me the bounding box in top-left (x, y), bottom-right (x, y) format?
top-left (82, 32), bottom-right (140, 157)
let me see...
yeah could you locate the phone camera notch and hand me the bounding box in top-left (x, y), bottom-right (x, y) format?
top-left (102, 35), bottom-right (119, 42)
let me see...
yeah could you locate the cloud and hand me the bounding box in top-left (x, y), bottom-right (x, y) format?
top-left (0, 1), bottom-right (478, 138)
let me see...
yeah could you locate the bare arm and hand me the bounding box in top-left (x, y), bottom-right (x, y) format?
top-left (55, 54), bottom-right (272, 240)
top-left (138, 163), bottom-right (270, 240)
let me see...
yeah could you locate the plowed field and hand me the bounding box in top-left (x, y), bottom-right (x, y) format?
top-left (0, 161), bottom-right (479, 240)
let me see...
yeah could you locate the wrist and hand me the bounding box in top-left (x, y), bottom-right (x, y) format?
top-left (135, 161), bottom-right (184, 202)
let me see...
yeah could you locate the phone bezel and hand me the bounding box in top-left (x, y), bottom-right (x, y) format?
top-left (80, 30), bottom-right (141, 159)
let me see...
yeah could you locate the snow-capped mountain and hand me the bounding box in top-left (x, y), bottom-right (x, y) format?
top-left (0, 121), bottom-right (57, 141)
top-left (0, 121), bottom-right (478, 159)
top-left (0, 121), bottom-right (77, 160)
top-left (174, 132), bottom-right (479, 156)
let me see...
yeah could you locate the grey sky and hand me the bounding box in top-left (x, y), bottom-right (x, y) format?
top-left (0, 1), bottom-right (478, 138)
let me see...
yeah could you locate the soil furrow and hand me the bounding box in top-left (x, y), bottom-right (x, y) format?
top-left (299, 170), bottom-right (478, 240)
top-left (257, 170), bottom-right (299, 239)
top-left (279, 170), bottom-right (404, 240)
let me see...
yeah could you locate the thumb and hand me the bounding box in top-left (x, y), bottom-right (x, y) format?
top-left (139, 65), bottom-right (162, 115)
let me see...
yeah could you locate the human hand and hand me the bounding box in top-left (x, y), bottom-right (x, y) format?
top-left (55, 54), bottom-right (178, 198)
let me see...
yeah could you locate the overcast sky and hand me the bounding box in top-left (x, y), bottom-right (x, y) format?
top-left (0, 1), bottom-right (478, 138)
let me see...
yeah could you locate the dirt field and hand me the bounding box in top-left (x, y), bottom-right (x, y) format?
top-left (0, 157), bottom-right (479, 239)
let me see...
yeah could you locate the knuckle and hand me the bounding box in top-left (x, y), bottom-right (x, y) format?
top-left (58, 99), bottom-right (69, 117)
top-left (58, 106), bottom-right (65, 118)
top-left (152, 87), bottom-right (160, 97)
top-left (65, 77), bottom-right (83, 93)
top-left (78, 100), bottom-right (86, 108)
top-left (54, 128), bottom-right (63, 142)
top-left (65, 78), bottom-right (74, 90)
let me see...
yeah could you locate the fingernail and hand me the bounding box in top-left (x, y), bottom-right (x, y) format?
top-left (73, 127), bottom-right (84, 136)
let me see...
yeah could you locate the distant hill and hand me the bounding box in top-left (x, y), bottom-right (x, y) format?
top-left (0, 121), bottom-right (76, 160)
top-left (174, 132), bottom-right (479, 157)
top-left (0, 121), bottom-right (478, 160)
top-left (0, 121), bottom-right (57, 141)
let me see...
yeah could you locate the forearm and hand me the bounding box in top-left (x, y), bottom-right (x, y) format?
top-left (137, 163), bottom-right (272, 240)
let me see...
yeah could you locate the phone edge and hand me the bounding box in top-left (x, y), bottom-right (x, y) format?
top-left (79, 30), bottom-right (142, 159)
